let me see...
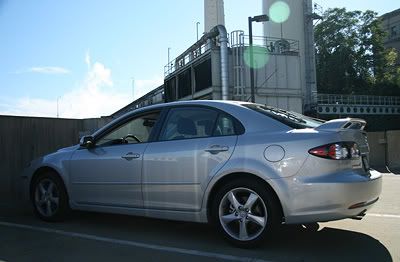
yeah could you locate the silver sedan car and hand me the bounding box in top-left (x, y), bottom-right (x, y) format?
top-left (21, 100), bottom-right (382, 247)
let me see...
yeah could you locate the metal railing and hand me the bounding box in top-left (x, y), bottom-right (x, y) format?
top-left (318, 94), bottom-right (400, 106)
top-left (242, 35), bottom-right (300, 54)
top-left (164, 40), bottom-right (212, 77)
top-left (164, 33), bottom-right (300, 77)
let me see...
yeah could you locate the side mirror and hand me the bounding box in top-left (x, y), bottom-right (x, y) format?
top-left (79, 135), bottom-right (94, 148)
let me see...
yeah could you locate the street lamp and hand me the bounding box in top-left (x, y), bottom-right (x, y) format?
top-left (248, 14), bottom-right (269, 103)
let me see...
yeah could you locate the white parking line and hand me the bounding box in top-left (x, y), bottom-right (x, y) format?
top-left (0, 221), bottom-right (270, 262)
top-left (367, 213), bottom-right (400, 219)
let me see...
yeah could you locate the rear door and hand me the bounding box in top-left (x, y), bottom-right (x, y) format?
top-left (142, 106), bottom-right (239, 211)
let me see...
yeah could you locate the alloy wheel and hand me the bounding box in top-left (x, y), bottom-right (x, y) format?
top-left (218, 187), bottom-right (267, 241)
top-left (34, 178), bottom-right (60, 217)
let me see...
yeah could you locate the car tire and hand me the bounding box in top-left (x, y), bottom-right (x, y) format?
top-left (211, 178), bottom-right (280, 247)
top-left (31, 171), bottom-right (69, 222)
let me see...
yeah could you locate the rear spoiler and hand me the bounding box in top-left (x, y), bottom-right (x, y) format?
top-left (315, 118), bottom-right (366, 131)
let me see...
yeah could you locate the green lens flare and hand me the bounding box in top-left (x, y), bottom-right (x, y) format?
top-left (269, 1), bottom-right (290, 24)
top-left (244, 46), bottom-right (270, 69)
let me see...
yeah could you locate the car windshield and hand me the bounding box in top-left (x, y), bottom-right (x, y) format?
top-left (245, 104), bottom-right (325, 129)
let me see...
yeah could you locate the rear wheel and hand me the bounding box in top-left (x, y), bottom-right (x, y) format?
top-left (212, 178), bottom-right (280, 247)
top-left (32, 172), bottom-right (69, 222)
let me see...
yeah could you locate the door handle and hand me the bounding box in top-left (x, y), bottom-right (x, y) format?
top-left (121, 152), bottom-right (140, 160)
top-left (205, 145), bottom-right (229, 154)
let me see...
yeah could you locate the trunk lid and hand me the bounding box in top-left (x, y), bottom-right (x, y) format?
top-left (314, 118), bottom-right (366, 132)
top-left (315, 118), bottom-right (370, 169)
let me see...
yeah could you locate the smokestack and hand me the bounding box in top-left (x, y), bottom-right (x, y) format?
top-left (204, 0), bottom-right (225, 32)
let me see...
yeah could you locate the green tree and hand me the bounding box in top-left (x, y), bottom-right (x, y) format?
top-left (314, 8), bottom-right (400, 95)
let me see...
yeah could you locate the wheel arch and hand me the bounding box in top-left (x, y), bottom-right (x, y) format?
top-left (206, 172), bottom-right (284, 223)
top-left (30, 166), bottom-right (69, 201)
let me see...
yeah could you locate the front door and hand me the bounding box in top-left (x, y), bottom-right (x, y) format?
top-left (69, 111), bottom-right (160, 208)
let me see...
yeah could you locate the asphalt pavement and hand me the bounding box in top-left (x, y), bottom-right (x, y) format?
top-left (0, 173), bottom-right (398, 262)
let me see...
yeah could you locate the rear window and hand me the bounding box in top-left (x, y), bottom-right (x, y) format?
top-left (245, 104), bottom-right (324, 129)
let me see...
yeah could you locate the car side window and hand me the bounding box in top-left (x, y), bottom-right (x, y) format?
top-left (214, 114), bottom-right (236, 136)
top-left (159, 107), bottom-right (218, 141)
top-left (96, 112), bottom-right (160, 147)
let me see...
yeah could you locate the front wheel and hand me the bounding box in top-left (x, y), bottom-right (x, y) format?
top-left (212, 179), bottom-right (280, 247)
top-left (32, 172), bottom-right (69, 222)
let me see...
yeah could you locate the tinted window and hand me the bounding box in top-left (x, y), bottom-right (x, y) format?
top-left (160, 107), bottom-right (218, 141)
top-left (214, 114), bottom-right (236, 136)
top-left (97, 112), bottom-right (160, 146)
top-left (245, 104), bottom-right (324, 129)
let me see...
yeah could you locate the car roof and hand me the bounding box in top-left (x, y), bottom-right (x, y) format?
top-left (145, 100), bottom-right (249, 109)
top-left (117, 100), bottom-right (252, 118)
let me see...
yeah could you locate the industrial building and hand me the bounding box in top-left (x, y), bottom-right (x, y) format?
top-left (113, 0), bottom-right (317, 118)
top-left (381, 8), bottom-right (400, 66)
top-left (112, 0), bottom-right (400, 121)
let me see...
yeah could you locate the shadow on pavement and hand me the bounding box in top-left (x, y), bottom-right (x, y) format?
top-left (0, 204), bottom-right (393, 262)
top-left (64, 211), bottom-right (392, 262)
top-left (266, 224), bottom-right (392, 262)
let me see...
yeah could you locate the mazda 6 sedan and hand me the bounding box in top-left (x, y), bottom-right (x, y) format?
top-left (21, 100), bottom-right (382, 246)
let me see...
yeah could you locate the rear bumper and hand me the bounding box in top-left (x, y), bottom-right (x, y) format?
top-left (282, 169), bottom-right (382, 224)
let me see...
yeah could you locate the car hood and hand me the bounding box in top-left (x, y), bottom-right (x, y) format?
top-left (56, 144), bottom-right (80, 153)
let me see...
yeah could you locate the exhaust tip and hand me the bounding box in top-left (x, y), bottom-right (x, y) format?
top-left (351, 210), bottom-right (367, 220)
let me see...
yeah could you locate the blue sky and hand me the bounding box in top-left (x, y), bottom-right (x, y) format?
top-left (0, 0), bottom-right (398, 118)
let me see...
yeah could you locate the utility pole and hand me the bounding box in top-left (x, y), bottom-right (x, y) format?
top-left (131, 77), bottom-right (135, 100)
top-left (196, 22), bottom-right (200, 41)
top-left (167, 47), bottom-right (172, 75)
top-left (57, 96), bottom-right (60, 118)
top-left (168, 47), bottom-right (171, 65)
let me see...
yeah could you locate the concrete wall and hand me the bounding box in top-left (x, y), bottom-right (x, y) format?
top-left (368, 132), bottom-right (386, 167)
top-left (368, 131), bottom-right (400, 169)
top-left (0, 115), bottom-right (109, 201)
top-left (387, 130), bottom-right (400, 169)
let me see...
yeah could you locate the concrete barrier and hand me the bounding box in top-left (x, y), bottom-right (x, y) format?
top-left (368, 131), bottom-right (400, 170)
top-left (368, 132), bottom-right (386, 168)
top-left (387, 130), bottom-right (400, 169)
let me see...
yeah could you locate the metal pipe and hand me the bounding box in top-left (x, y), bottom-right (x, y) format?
top-left (169, 25), bottom-right (229, 100)
top-left (211, 25), bottom-right (229, 100)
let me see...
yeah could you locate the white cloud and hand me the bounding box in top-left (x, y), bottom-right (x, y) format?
top-left (0, 57), bottom-right (164, 119)
top-left (58, 61), bottom-right (129, 118)
top-left (134, 76), bottom-right (164, 98)
top-left (28, 66), bottom-right (70, 74)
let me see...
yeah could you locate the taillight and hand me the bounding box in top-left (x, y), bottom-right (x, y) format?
top-left (308, 142), bottom-right (360, 160)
